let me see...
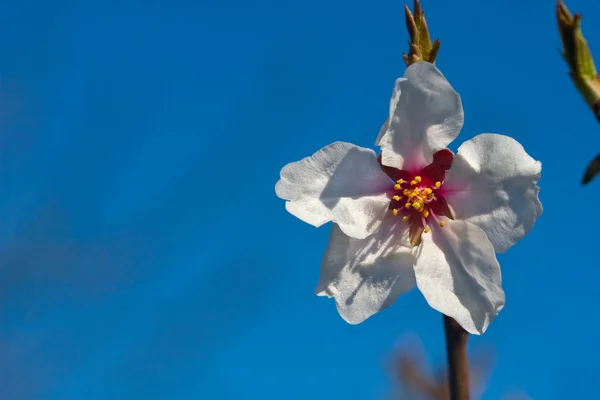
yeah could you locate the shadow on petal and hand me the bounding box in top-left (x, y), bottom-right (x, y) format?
top-left (320, 147), bottom-right (392, 204)
top-left (317, 218), bottom-right (416, 323)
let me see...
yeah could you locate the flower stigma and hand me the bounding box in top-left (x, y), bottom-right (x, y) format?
top-left (390, 175), bottom-right (443, 233)
top-left (379, 149), bottom-right (456, 246)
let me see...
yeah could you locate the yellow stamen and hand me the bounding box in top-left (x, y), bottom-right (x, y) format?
top-left (394, 184), bottom-right (401, 190)
top-left (405, 202), bottom-right (412, 209)
top-left (440, 221), bottom-right (446, 227)
top-left (435, 181), bottom-right (441, 188)
top-left (403, 189), bottom-right (410, 196)
top-left (424, 188), bottom-right (433, 195)
top-left (392, 195), bottom-right (401, 201)
top-left (412, 202), bottom-right (423, 210)
top-left (396, 179), bottom-right (404, 184)
top-left (392, 208), bottom-right (399, 216)
top-left (424, 226), bottom-right (431, 233)
top-left (410, 180), bottom-right (417, 186)
top-left (402, 215), bottom-right (409, 221)
top-left (423, 210), bottom-right (429, 218)
top-left (414, 176), bottom-right (422, 183)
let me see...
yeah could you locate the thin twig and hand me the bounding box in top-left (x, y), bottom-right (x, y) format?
top-left (443, 315), bottom-right (470, 400)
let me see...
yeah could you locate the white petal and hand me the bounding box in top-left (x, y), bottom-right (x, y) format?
top-left (374, 78), bottom-right (406, 145)
top-left (378, 62), bottom-right (464, 171)
top-left (316, 215), bottom-right (415, 324)
top-left (275, 141), bottom-right (392, 239)
top-left (375, 118), bottom-right (390, 146)
top-left (443, 134), bottom-right (542, 253)
top-left (414, 218), bottom-right (504, 335)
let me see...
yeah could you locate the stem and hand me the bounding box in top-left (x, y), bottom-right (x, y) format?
top-left (443, 315), bottom-right (470, 400)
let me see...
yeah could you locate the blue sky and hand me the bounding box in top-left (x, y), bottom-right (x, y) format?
top-left (0, 0), bottom-right (599, 399)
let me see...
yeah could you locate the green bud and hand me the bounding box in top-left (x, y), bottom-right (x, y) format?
top-left (403, 0), bottom-right (439, 66)
top-left (557, 0), bottom-right (600, 121)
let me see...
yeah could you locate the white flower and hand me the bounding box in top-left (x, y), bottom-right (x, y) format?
top-left (275, 62), bottom-right (542, 334)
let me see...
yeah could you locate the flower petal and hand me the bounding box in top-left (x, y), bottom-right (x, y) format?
top-left (316, 215), bottom-right (415, 324)
top-left (443, 134), bottom-right (542, 253)
top-left (377, 62), bottom-right (464, 171)
top-left (374, 78), bottom-right (406, 145)
top-left (275, 141), bottom-right (392, 239)
top-left (375, 118), bottom-right (390, 146)
top-left (414, 218), bottom-right (505, 335)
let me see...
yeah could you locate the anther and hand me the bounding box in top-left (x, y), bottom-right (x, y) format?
top-left (396, 179), bottom-right (404, 184)
top-left (392, 195), bottom-right (401, 201)
top-left (424, 226), bottom-right (431, 233)
top-left (424, 188), bottom-right (433, 195)
top-left (402, 216), bottom-right (409, 221)
top-left (435, 181), bottom-right (441, 188)
top-left (414, 176), bottom-right (422, 183)
top-left (410, 180), bottom-right (417, 186)
top-left (393, 209), bottom-right (399, 216)
top-left (440, 221), bottom-right (446, 227)
top-left (412, 202), bottom-right (423, 210)
top-left (394, 184), bottom-right (402, 190)
top-left (405, 202), bottom-right (412, 209)
top-left (423, 210), bottom-right (429, 218)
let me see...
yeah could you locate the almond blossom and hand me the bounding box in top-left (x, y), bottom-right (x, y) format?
top-left (275, 62), bottom-right (542, 334)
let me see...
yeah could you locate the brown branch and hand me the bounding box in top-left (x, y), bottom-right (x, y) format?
top-left (443, 316), bottom-right (470, 400)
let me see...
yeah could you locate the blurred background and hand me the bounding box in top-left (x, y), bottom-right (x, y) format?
top-left (0, 0), bottom-right (599, 398)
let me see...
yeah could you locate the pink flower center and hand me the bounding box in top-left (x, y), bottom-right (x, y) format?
top-left (378, 149), bottom-right (455, 246)
top-left (390, 176), bottom-right (441, 225)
